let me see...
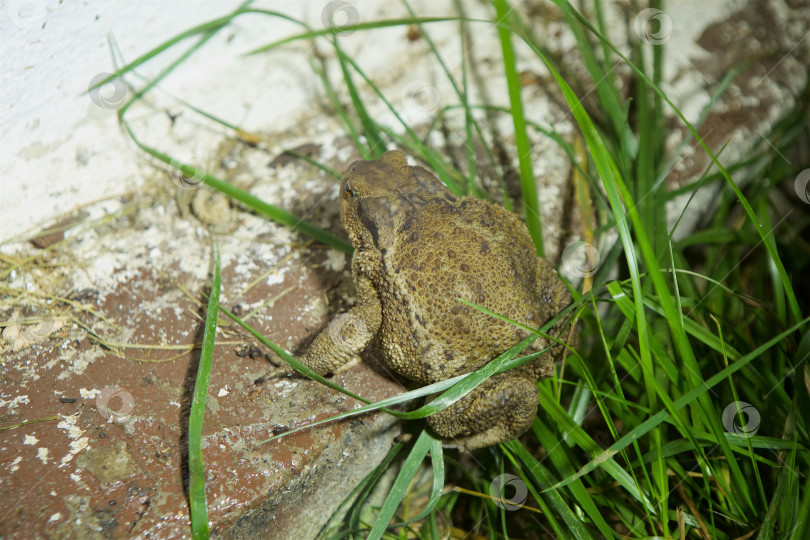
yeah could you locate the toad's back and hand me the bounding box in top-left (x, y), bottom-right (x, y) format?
top-left (373, 190), bottom-right (564, 384)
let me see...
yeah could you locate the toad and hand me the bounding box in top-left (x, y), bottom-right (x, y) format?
top-left (301, 150), bottom-right (574, 450)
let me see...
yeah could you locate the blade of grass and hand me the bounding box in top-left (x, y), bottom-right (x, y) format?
top-left (387, 435), bottom-right (445, 528)
top-left (366, 429), bottom-right (436, 540)
top-left (633, 28), bottom-right (667, 259)
top-left (493, 0), bottom-right (544, 256)
top-left (489, 452), bottom-right (563, 537)
top-left (403, 0), bottom-right (504, 202)
top-left (86, 5), bottom-right (254, 95)
top-left (504, 441), bottom-right (595, 540)
top-left (0, 415), bottom-right (60, 432)
top-left (327, 49), bottom-right (466, 194)
top-left (714, 316), bottom-right (767, 507)
top-left (114, 2), bottom-right (253, 120)
top-left (120, 134), bottom-right (353, 253)
top-left (309, 56), bottom-right (365, 159)
top-left (757, 435), bottom-right (800, 539)
top-left (559, 3), bottom-right (628, 164)
top-left (788, 469), bottom-right (810, 540)
top-left (330, 34), bottom-right (385, 159)
top-left (188, 245), bottom-right (221, 539)
top-left (531, 417), bottom-right (614, 538)
top-left (245, 17), bottom-right (461, 56)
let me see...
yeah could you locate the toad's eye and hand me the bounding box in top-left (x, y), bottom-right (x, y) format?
top-left (344, 183), bottom-right (354, 197)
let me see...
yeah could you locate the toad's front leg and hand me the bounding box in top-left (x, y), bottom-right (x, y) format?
top-left (299, 258), bottom-right (382, 375)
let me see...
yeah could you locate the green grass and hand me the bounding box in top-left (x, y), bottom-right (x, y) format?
top-left (188, 246), bottom-right (221, 539)
top-left (104, 0), bottom-right (810, 538)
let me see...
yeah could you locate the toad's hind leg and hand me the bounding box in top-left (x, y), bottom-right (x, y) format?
top-left (427, 374), bottom-right (539, 451)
